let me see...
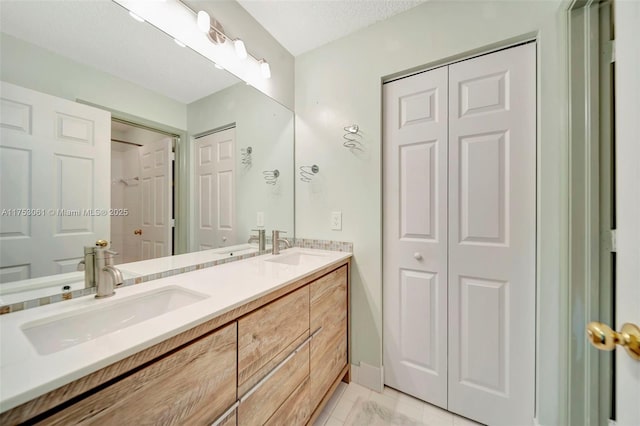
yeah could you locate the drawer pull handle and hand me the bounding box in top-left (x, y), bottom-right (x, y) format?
top-left (239, 329), bottom-right (321, 404)
top-left (210, 400), bottom-right (240, 426)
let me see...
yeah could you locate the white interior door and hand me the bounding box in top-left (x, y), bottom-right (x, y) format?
top-left (139, 137), bottom-right (172, 260)
top-left (447, 43), bottom-right (536, 426)
top-left (383, 67), bottom-right (449, 408)
top-left (614, 2), bottom-right (640, 424)
top-left (194, 128), bottom-right (236, 250)
top-left (0, 81), bottom-right (110, 282)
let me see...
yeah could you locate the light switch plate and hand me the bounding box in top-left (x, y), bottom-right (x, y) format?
top-left (331, 211), bottom-right (342, 231)
top-left (257, 212), bottom-right (264, 227)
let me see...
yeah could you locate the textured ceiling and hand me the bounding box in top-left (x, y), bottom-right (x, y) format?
top-left (0, 1), bottom-right (239, 104)
top-left (236, 0), bottom-right (428, 56)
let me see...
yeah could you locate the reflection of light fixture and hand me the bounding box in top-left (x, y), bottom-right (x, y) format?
top-left (234, 39), bottom-right (247, 59)
top-left (129, 11), bottom-right (145, 22)
top-left (174, 39), bottom-right (186, 47)
top-left (196, 11), bottom-right (210, 32)
top-left (260, 60), bottom-right (271, 79)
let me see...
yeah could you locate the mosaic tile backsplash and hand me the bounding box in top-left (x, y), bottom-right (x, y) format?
top-left (1, 238), bottom-right (353, 315)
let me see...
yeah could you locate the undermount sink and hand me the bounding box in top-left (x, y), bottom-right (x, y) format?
top-left (21, 286), bottom-right (208, 355)
top-left (264, 252), bottom-right (328, 266)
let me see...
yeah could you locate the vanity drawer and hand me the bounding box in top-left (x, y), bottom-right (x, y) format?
top-left (40, 323), bottom-right (237, 426)
top-left (264, 376), bottom-right (311, 426)
top-left (310, 265), bottom-right (348, 408)
top-left (237, 285), bottom-right (309, 387)
top-left (238, 334), bottom-right (310, 426)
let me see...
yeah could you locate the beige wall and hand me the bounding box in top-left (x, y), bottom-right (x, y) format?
top-left (294, 1), bottom-right (569, 424)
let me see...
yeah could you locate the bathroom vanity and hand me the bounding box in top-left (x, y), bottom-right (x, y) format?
top-left (0, 248), bottom-right (350, 425)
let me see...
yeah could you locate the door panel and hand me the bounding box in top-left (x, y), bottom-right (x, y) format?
top-left (0, 82), bottom-right (110, 281)
top-left (448, 43), bottom-right (536, 425)
top-left (194, 128), bottom-right (236, 250)
top-left (383, 66), bottom-right (448, 408)
top-left (139, 138), bottom-right (172, 260)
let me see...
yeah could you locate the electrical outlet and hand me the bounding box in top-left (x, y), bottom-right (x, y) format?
top-left (257, 212), bottom-right (264, 227)
top-left (331, 211), bottom-right (342, 231)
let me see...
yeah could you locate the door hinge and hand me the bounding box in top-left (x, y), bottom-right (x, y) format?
top-left (610, 229), bottom-right (617, 252)
top-left (170, 152), bottom-right (176, 162)
top-left (608, 419), bottom-right (617, 426)
top-left (170, 219), bottom-right (175, 228)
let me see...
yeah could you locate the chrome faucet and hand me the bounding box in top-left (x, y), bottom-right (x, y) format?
top-left (248, 229), bottom-right (266, 254)
top-left (271, 230), bottom-right (291, 255)
top-left (78, 240), bottom-right (123, 298)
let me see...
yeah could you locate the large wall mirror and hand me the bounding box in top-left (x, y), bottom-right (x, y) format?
top-left (0, 1), bottom-right (294, 304)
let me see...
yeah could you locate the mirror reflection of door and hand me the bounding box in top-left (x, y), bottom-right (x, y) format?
top-left (110, 120), bottom-right (175, 264)
top-left (194, 127), bottom-right (236, 250)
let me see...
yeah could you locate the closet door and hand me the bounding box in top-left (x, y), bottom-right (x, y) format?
top-left (447, 43), bottom-right (536, 425)
top-left (382, 66), bottom-right (449, 408)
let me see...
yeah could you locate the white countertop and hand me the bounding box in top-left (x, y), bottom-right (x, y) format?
top-left (0, 248), bottom-right (351, 413)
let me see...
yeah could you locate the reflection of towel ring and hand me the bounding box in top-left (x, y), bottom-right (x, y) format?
top-left (299, 164), bottom-right (319, 183)
top-left (263, 169), bottom-right (279, 185)
top-left (343, 124), bottom-right (363, 151)
top-left (241, 146), bottom-right (252, 167)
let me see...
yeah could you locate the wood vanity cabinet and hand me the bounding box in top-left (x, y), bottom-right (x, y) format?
top-left (309, 265), bottom-right (348, 409)
top-left (2, 259), bottom-right (350, 426)
top-left (40, 322), bottom-right (237, 425)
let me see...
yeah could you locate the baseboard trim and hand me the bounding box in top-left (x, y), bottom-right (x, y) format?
top-left (351, 362), bottom-right (383, 392)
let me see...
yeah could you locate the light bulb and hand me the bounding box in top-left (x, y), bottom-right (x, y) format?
top-left (260, 60), bottom-right (271, 79)
top-left (234, 39), bottom-right (247, 59)
top-left (197, 11), bottom-right (210, 33)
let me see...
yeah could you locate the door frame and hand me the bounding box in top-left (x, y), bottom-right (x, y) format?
top-left (566, 1), bottom-right (614, 424)
top-left (76, 100), bottom-right (187, 255)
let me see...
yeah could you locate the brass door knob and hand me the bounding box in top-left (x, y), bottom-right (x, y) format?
top-left (95, 239), bottom-right (108, 248)
top-left (586, 322), bottom-right (640, 360)
top-left (134, 229), bottom-right (142, 235)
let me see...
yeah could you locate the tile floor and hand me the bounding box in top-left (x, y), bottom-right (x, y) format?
top-left (314, 382), bottom-right (483, 426)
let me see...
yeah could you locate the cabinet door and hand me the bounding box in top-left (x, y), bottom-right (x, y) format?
top-left (238, 285), bottom-right (309, 389)
top-left (310, 265), bottom-right (348, 408)
top-left (238, 337), bottom-right (310, 426)
top-left (42, 323), bottom-right (237, 425)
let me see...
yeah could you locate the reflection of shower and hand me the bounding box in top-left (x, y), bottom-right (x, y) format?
top-left (115, 177), bottom-right (139, 186)
top-left (241, 146), bottom-right (252, 167)
top-left (263, 169), bottom-right (279, 185)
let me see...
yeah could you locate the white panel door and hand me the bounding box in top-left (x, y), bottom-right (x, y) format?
top-left (0, 81), bottom-right (110, 281)
top-left (383, 66), bottom-right (449, 408)
top-left (194, 128), bottom-right (236, 250)
top-left (139, 137), bottom-right (172, 260)
top-left (448, 44), bottom-right (536, 425)
top-left (614, 1), bottom-right (640, 423)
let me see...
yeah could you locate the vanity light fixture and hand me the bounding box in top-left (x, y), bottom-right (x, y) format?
top-left (260, 60), bottom-right (271, 79)
top-left (128, 11), bottom-right (145, 22)
top-left (234, 39), bottom-right (248, 59)
top-left (114, 0), bottom-right (273, 82)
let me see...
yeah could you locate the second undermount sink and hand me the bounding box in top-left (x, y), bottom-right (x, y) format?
top-left (264, 251), bottom-right (328, 266)
top-left (22, 286), bottom-right (208, 355)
